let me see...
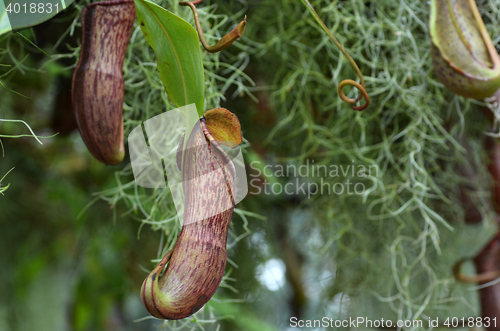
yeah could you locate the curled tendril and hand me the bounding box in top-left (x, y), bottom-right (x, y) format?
top-left (179, 0), bottom-right (247, 53)
top-left (453, 258), bottom-right (500, 284)
top-left (301, 0), bottom-right (369, 111)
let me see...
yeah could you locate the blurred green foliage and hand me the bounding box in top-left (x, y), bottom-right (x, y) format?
top-left (2, 0), bottom-right (500, 330)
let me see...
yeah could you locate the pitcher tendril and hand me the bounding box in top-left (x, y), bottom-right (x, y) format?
top-left (453, 258), bottom-right (500, 283)
top-left (430, 0), bottom-right (500, 99)
top-left (180, 0), bottom-right (247, 53)
top-left (300, 0), bottom-right (369, 111)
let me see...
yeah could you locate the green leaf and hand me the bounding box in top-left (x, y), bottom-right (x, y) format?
top-left (0, 0), bottom-right (75, 36)
top-left (134, 0), bottom-right (205, 115)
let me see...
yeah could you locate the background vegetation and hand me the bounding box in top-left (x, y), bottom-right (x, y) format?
top-left (1, 0), bottom-right (500, 330)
